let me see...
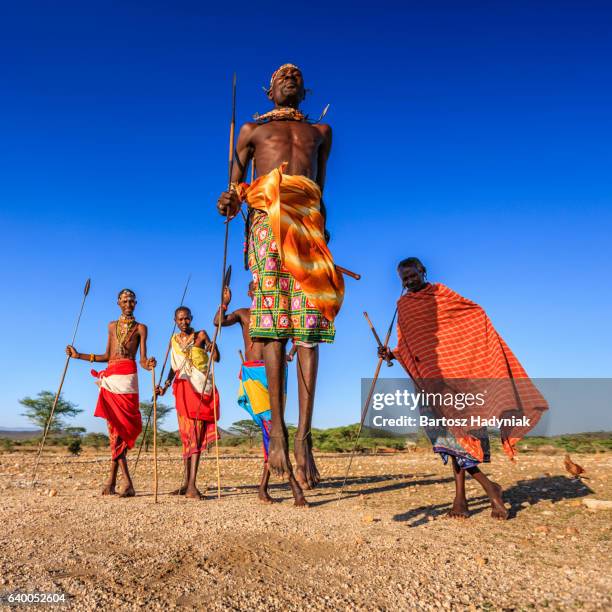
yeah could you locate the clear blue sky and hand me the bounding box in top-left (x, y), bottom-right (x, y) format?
top-left (1, 2), bottom-right (610, 435)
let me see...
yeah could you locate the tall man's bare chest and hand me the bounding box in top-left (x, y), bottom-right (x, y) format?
top-left (253, 122), bottom-right (323, 154)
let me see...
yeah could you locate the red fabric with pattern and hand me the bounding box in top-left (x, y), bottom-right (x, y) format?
top-left (394, 283), bottom-right (548, 460)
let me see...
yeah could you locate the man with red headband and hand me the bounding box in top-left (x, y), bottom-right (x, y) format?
top-left (216, 64), bottom-right (343, 503)
top-left (67, 289), bottom-right (156, 497)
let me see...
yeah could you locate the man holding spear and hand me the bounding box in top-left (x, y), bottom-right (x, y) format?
top-left (377, 258), bottom-right (548, 519)
top-left (66, 289), bottom-right (156, 497)
top-left (217, 64), bottom-right (344, 498)
top-left (156, 306), bottom-right (220, 499)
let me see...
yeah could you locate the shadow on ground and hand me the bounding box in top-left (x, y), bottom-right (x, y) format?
top-left (392, 475), bottom-right (593, 526)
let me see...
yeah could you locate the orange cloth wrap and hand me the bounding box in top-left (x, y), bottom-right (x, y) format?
top-left (237, 164), bottom-right (344, 321)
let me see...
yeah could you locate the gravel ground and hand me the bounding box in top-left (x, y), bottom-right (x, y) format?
top-left (1, 449), bottom-right (610, 610)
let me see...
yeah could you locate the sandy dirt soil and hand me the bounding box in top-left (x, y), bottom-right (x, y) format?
top-left (1, 449), bottom-right (610, 610)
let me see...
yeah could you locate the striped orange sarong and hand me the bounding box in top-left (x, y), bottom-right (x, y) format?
top-left (237, 164), bottom-right (344, 322)
top-left (395, 283), bottom-right (548, 461)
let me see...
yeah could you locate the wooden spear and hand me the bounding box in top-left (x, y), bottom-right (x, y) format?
top-left (337, 301), bottom-right (401, 499)
top-left (31, 278), bottom-right (91, 485)
top-left (200, 72), bottom-right (238, 499)
top-left (363, 311), bottom-right (393, 367)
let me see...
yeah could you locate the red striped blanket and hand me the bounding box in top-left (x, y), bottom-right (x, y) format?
top-left (395, 283), bottom-right (548, 460)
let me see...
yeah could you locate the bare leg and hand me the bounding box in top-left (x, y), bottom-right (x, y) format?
top-left (289, 474), bottom-right (309, 507)
top-left (171, 458), bottom-right (189, 495)
top-left (447, 457), bottom-right (469, 518)
top-left (185, 453), bottom-right (203, 499)
top-left (117, 452), bottom-right (135, 497)
top-left (467, 466), bottom-right (508, 519)
top-left (102, 459), bottom-right (119, 495)
top-left (294, 345), bottom-right (321, 490)
top-left (263, 338), bottom-right (294, 480)
top-left (258, 462), bottom-right (276, 503)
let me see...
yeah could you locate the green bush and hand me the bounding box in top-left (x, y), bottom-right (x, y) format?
top-left (67, 438), bottom-right (82, 456)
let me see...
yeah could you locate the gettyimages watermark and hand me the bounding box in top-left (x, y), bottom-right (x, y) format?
top-left (361, 378), bottom-right (612, 436)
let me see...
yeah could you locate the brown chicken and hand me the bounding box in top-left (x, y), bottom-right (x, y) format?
top-left (564, 454), bottom-right (587, 478)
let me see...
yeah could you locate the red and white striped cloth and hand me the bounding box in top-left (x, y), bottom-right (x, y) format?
top-left (92, 359), bottom-right (141, 458)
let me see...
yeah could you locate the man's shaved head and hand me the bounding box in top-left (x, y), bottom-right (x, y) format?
top-left (175, 306), bottom-right (192, 318)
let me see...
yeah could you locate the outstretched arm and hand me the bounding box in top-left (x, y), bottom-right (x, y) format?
top-left (66, 325), bottom-right (112, 363)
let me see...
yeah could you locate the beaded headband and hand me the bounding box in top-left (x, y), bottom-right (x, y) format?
top-left (267, 63), bottom-right (301, 93)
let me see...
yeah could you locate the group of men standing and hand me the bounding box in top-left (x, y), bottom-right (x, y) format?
top-left (64, 64), bottom-right (546, 518)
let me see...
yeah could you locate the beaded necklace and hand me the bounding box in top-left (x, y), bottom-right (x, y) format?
top-left (116, 314), bottom-right (137, 357)
top-left (253, 107), bottom-right (307, 124)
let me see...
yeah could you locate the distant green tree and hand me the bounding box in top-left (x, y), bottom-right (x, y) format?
top-left (229, 420), bottom-right (262, 447)
top-left (82, 432), bottom-right (109, 449)
top-left (1, 438), bottom-right (15, 451)
top-left (139, 401), bottom-right (173, 451)
top-left (64, 426), bottom-right (86, 437)
top-left (19, 391), bottom-right (82, 433)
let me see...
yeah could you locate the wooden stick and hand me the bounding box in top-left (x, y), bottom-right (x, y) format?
top-left (363, 311), bottom-right (393, 367)
top-left (336, 265), bottom-right (360, 280)
top-left (134, 274), bottom-right (191, 474)
top-left (200, 73), bottom-right (237, 397)
top-left (32, 278), bottom-right (91, 485)
top-left (338, 302), bottom-right (400, 499)
top-left (363, 311), bottom-right (383, 347)
top-left (197, 73), bottom-right (237, 500)
top-left (210, 359), bottom-right (222, 499)
top-left (238, 349), bottom-right (245, 364)
top-left (152, 367), bottom-right (158, 503)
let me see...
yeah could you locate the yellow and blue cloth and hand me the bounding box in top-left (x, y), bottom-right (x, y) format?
top-left (237, 360), bottom-right (287, 461)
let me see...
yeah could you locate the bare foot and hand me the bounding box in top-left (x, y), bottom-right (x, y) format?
top-left (257, 489), bottom-right (277, 504)
top-left (118, 485), bottom-right (135, 498)
top-left (294, 435), bottom-right (321, 490)
top-left (185, 485), bottom-right (204, 499)
top-left (171, 486), bottom-right (188, 496)
top-left (489, 482), bottom-right (508, 520)
top-left (101, 483), bottom-right (116, 496)
top-left (289, 475), bottom-right (309, 508)
top-left (268, 434), bottom-right (293, 480)
top-left (446, 496), bottom-right (469, 519)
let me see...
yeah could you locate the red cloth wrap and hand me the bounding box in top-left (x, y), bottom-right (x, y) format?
top-left (173, 378), bottom-right (220, 459)
top-left (92, 359), bottom-right (141, 459)
top-left (173, 378), bottom-right (220, 421)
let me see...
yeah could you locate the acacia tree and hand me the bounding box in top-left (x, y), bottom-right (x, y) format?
top-left (139, 401), bottom-right (173, 451)
top-left (19, 391), bottom-right (82, 433)
top-left (229, 419), bottom-right (262, 447)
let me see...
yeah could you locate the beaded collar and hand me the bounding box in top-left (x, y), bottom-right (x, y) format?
top-left (253, 107), bottom-right (307, 124)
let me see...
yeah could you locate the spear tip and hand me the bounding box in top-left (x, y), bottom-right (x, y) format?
top-left (84, 278), bottom-right (91, 295)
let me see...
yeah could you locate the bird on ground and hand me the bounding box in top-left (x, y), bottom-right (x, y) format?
top-left (564, 454), bottom-right (588, 479)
